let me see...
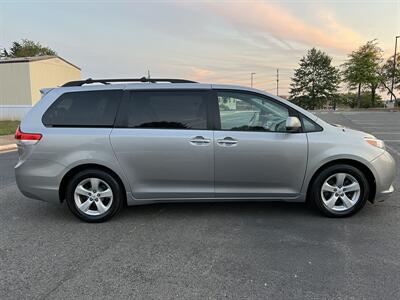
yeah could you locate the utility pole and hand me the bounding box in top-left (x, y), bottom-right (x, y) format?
top-left (276, 69), bottom-right (279, 96)
top-left (251, 72), bottom-right (256, 88)
top-left (147, 70), bottom-right (151, 80)
top-left (390, 36), bottom-right (399, 104)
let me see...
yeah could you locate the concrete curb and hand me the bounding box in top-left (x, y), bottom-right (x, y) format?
top-left (0, 143), bottom-right (17, 152)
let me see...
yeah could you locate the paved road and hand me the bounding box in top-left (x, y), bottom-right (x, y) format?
top-left (1, 111), bottom-right (399, 299)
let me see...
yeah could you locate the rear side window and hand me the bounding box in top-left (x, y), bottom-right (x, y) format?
top-left (42, 90), bottom-right (122, 127)
top-left (116, 90), bottom-right (208, 130)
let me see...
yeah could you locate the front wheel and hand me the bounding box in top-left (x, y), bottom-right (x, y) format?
top-left (66, 169), bottom-right (124, 222)
top-left (310, 164), bottom-right (370, 217)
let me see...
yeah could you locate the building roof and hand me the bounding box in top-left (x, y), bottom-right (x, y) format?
top-left (0, 55), bottom-right (81, 70)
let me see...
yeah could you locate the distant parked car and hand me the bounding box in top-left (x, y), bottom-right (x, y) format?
top-left (15, 78), bottom-right (396, 222)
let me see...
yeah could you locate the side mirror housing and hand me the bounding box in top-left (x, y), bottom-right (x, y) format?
top-left (285, 116), bottom-right (301, 132)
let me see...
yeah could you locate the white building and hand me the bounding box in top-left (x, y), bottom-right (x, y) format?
top-left (0, 56), bottom-right (81, 120)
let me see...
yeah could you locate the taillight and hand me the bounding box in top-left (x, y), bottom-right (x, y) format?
top-left (15, 126), bottom-right (42, 144)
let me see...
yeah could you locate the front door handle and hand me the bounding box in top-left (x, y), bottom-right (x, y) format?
top-left (217, 137), bottom-right (238, 146)
top-left (190, 136), bottom-right (211, 146)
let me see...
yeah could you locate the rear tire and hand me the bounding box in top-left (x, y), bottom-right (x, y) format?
top-left (66, 169), bottom-right (124, 222)
top-left (310, 164), bottom-right (369, 217)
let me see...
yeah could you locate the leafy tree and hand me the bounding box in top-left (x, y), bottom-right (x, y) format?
top-left (290, 96), bottom-right (314, 110)
top-left (1, 39), bottom-right (56, 58)
top-left (337, 92), bottom-right (383, 108)
top-left (380, 53), bottom-right (400, 100)
top-left (335, 93), bottom-right (353, 108)
top-left (342, 40), bottom-right (382, 107)
top-left (289, 48), bottom-right (340, 110)
top-left (0, 48), bottom-right (8, 58)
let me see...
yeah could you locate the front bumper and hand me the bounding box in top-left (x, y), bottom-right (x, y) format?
top-left (370, 151), bottom-right (396, 201)
top-left (376, 184), bottom-right (395, 202)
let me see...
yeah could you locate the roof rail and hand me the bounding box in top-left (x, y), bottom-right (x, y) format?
top-left (62, 77), bottom-right (197, 87)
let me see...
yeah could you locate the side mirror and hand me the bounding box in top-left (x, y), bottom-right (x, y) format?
top-left (285, 116), bottom-right (301, 132)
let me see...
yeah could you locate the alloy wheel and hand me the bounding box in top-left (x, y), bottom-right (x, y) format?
top-left (320, 172), bottom-right (361, 212)
top-left (74, 178), bottom-right (113, 216)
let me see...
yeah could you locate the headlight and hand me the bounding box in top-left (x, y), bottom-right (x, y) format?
top-left (365, 137), bottom-right (385, 150)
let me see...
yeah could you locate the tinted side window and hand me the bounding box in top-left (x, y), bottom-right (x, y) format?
top-left (302, 116), bottom-right (323, 132)
top-left (117, 90), bottom-right (208, 130)
top-left (43, 90), bottom-right (122, 127)
top-left (217, 91), bottom-right (289, 132)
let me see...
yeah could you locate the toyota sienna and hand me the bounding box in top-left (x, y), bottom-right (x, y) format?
top-left (15, 78), bottom-right (396, 222)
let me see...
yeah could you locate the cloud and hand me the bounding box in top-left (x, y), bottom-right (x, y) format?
top-left (203, 1), bottom-right (364, 52)
top-left (189, 67), bottom-right (215, 82)
top-left (188, 67), bottom-right (249, 85)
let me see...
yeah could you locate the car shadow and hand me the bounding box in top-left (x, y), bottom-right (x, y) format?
top-left (117, 200), bottom-right (321, 221)
top-left (17, 195), bottom-right (380, 224)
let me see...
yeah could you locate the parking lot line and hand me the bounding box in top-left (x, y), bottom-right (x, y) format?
top-left (353, 122), bottom-right (400, 124)
top-left (372, 132), bottom-right (400, 134)
top-left (357, 126), bottom-right (400, 129)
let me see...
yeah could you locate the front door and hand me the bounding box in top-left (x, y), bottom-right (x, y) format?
top-left (111, 89), bottom-right (214, 199)
top-left (213, 90), bottom-right (308, 199)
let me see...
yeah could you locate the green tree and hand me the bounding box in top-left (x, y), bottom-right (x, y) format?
top-left (342, 40), bottom-right (382, 108)
top-left (380, 53), bottom-right (400, 101)
top-left (289, 48), bottom-right (340, 110)
top-left (1, 39), bottom-right (56, 58)
top-left (338, 92), bottom-right (383, 108)
top-left (335, 93), bottom-right (354, 108)
top-left (0, 48), bottom-right (9, 58)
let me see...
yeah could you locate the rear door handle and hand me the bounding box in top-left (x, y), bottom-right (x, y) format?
top-left (217, 137), bottom-right (238, 146)
top-left (190, 136), bottom-right (211, 146)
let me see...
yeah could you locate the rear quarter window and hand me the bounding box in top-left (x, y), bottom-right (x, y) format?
top-left (42, 90), bottom-right (122, 127)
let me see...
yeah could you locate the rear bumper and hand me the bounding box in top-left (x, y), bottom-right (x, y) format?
top-left (15, 158), bottom-right (65, 204)
top-left (370, 151), bottom-right (396, 202)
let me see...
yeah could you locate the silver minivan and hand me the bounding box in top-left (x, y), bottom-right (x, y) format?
top-left (15, 78), bottom-right (396, 222)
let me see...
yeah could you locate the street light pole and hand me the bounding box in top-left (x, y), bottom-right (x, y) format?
top-left (390, 36), bottom-right (399, 102)
top-left (276, 69), bottom-right (279, 96)
top-left (250, 72), bottom-right (256, 88)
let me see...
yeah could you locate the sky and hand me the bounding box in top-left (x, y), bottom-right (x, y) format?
top-left (0, 0), bottom-right (399, 96)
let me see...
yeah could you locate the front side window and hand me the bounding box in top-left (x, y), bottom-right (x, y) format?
top-left (117, 90), bottom-right (208, 130)
top-left (217, 91), bottom-right (289, 132)
top-left (42, 90), bottom-right (122, 127)
top-left (302, 116), bottom-right (323, 132)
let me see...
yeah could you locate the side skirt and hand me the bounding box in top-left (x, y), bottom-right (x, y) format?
top-left (126, 194), bottom-right (307, 206)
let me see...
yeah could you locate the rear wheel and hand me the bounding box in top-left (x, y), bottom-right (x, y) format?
top-left (66, 169), bottom-right (124, 222)
top-left (310, 164), bottom-right (369, 217)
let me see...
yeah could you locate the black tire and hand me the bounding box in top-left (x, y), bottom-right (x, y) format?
top-left (66, 169), bottom-right (124, 222)
top-left (310, 164), bottom-right (369, 217)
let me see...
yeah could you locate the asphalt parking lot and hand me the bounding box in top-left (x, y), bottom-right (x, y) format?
top-left (1, 111), bottom-right (399, 299)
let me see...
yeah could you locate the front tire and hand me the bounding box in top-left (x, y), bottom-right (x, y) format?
top-left (66, 169), bottom-right (124, 222)
top-left (310, 164), bottom-right (369, 217)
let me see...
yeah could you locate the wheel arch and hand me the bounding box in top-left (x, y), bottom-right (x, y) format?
top-left (306, 159), bottom-right (376, 203)
top-left (59, 163), bottom-right (127, 204)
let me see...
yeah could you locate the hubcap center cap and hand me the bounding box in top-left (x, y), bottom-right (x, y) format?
top-left (336, 187), bottom-right (345, 195)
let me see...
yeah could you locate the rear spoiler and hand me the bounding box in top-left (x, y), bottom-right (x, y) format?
top-left (40, 88), bottom-right (54, 96)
